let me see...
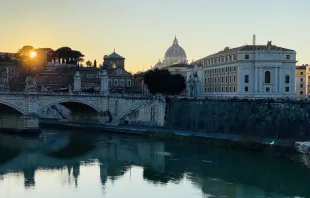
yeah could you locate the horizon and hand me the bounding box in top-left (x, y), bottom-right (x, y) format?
top-left (1, 0), bottom-right (309, 73)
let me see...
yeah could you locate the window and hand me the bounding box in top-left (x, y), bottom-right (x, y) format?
top-left (245, 86), bottom-right (248, 92)
top-left (245, 55), bottom-right (249, 59)
top-left (233, 66), bottom-right (236, 72)
top-left (301, 78), bottom-right (304, 82)
top-left (229, 87), bottom-right (232, 92)
top-left (114, 79), bottom-right (118, 86)
top-left (286, 55), bottom-right (290, 60)
top-left (225, 75), bottom-right (228, 83)
top-left (225, 87), bottom-right (228, 92)
top-left (266, 87), bottom-right (270, 92)
top-left (215, 69), bottom-right (217, 73)
top-left (285, 75), bottom-right (290, 83)
top-left (225, 68), bottom-right (228, 72)
top-left (244, 75), bottom-right (249, 83)
top-left (233, 87), bottom-right (236, 92)
top-left (221, 68), bottom-right (224, 73)
top-left (229, 75), bottom-right (232, 83)
top-left (265, 71), bottom-right (271, 83)
top-left (233, 75), bottom-right (236, 83)
top-left (222, 87), bottom-right (224, 92)
top-left (300, 84), bottom-right (303, 88)
top-left (301, 72), bottom-right (304, 75)
top-left (214, 76), bottom-right (217, 83)
top-left (120, 79), bottom-right (125, 86)
top-left (285, 87), bottom-right (289, 92)
top-left (109, 79), bottom-right (112, 85)
top-left (127, 79), bottom-right (132, 86)
top-left (229, 67), bottom-right (232, 72)
top-left (221, 76), bottom-right (224, 83)
top-left (300, 91), bottom-right (304, 95)
top-left (204, 78), bottom-right (207, 85)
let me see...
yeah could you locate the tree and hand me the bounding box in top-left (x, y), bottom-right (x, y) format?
top-left (16, 45), bottom-right (34, 60)
top-left (94, 60), bottom-right (97, 67)
top-left (36, 48), bottom-right (54, 62)
top-left (86, 60), bottom-right (92, 67)
top-left (143, 68), bottom-right (186, 95)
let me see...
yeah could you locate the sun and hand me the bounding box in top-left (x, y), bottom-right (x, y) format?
top-left (29, 51), bottom-right (37, 58)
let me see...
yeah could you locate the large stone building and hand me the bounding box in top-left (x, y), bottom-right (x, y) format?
top-left (295, 65), bottom-right (306, 97)
top-left (153, 36), bottom-right (188, 69)
top-left (192, 40), bottom-right (297, 97)
top-left (103, 51), bottom-right (133, 93)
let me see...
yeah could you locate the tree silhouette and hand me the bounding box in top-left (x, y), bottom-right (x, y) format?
top-left (16, 45), bottom-right (34, 60)
top-left (86, 60), bottom-right (92, 67)
top-left (94, 60), bottom-right (97, 67)
top-left (143, 68), bottom-right (186, 95)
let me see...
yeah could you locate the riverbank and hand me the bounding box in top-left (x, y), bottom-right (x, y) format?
top-left (40, 120), bottom-right (295, 152)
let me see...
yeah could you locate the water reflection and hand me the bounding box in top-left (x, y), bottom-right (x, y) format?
top-left (0, 129), bottom-right (310, 198)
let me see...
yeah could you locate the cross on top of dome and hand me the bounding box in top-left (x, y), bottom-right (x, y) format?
top-left (173, 35), bottom-right (178, 45)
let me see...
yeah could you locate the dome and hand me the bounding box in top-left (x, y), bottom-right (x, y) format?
top-left (153, 59), bottom-right (163, 69)
top-left (163, 36), bottom-right (187, 66)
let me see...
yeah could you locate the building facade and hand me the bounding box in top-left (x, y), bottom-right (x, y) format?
top-left (305, 64), bottom-right (310, 97)
top-left (103, 51), bottom-right (133, 93)
top-left (193, 41), bottom-right (297, 97)
top-left (295, 65), bottom-right (306, 97)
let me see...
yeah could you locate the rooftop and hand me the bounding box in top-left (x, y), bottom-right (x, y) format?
top-left (104, 51), bottom-right (125, 59)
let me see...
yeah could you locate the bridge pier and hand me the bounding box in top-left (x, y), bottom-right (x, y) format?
top-left (20, 114), bottom-right (41, 134)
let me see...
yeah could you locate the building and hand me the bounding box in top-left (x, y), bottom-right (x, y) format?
top-left (193, 39), bottom-right (297, 98)
top-left (103, 51), bottom-right (133, 93)
top-left (295, 65), bottom-right (306, 97)
top-left (305, 64), bottom-right (310, 97)
top-left (153, 36), bottom-right (188, 69)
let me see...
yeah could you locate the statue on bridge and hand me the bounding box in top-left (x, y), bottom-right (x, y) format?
top-left (25, 76), bottom-right (38, 93)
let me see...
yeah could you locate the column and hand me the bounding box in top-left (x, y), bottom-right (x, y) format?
top-left (259, 67), bottom-right (263, 93)
top-left (291, 68), bottom-right (295, 95)
top-left (100, 70), bottom-right (109, 95)
top-left (74, 71), bottom-right (81, 93)
top-left (275, 66), bottom-right (278, 93)
top-left (254, 66), bottom-right (259, 93)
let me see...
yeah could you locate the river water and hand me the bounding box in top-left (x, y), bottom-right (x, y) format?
top-left (0, 128), bottom-right (310, 198)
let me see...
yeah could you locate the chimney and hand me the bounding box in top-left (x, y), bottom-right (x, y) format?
top-left (253, 34), bottom-right (256, 45)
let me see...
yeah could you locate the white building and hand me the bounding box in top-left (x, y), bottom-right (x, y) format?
top-left (192, 40), bottom-right (297, 98)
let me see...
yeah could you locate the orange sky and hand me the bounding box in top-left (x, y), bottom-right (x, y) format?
top-left (1, 0), bottom-right (310, 73)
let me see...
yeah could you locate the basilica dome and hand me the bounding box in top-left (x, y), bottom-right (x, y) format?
top-left (163, 36), bottom-right (188, 66)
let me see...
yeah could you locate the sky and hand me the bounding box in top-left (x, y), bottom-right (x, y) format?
top-left (1, 0), bottom-right (310, 73)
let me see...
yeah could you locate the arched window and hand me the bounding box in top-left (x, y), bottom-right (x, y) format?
top-left (265, 71), bottom-right (271, 83)
top-left (285, 75), bottom-right (290, 83)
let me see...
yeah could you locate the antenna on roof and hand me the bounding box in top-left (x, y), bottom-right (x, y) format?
top-left (253, 34), bottom-right (256, 45)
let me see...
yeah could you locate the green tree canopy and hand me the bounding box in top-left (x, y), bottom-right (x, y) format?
top-left (143, 68), bottom-right (186, 95)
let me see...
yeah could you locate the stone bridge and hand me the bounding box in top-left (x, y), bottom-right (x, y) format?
top-left (0, 92), bottom-right (166, 133)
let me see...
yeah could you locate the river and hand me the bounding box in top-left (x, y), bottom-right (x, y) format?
top-left (0, 128), bottom-right (310, 198)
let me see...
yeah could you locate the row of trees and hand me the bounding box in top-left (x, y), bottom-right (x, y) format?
top-left (16, 46), bottom-right (85, 66)
top-left (16, 45), bottom-right (99, 68)
top-left (143, 69), bottom-right (186, 95)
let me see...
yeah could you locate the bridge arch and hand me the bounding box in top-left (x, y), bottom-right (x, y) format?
top-left (37, 99), bottom-right (101, 114)
top-left (0, 100), bottom-right (25, 115)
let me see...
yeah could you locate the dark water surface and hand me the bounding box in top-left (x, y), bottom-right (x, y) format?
top-left (0, 128), bottom-right (310, 198)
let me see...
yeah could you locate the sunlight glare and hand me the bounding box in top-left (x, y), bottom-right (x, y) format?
top-left (29, 51), bottom-right (37, 58)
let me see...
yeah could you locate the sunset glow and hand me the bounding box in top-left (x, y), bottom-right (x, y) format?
top-left (29, 51), bottom-right (37, 59)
